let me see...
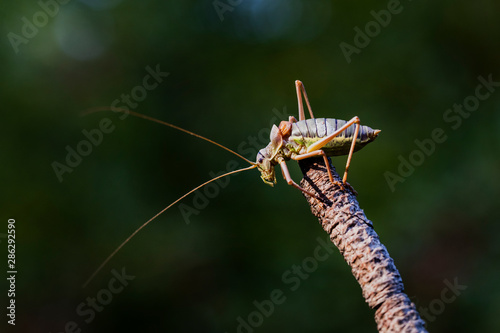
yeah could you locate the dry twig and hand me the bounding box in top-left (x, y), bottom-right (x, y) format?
top-left (299, 157), bottom-right (428, 333)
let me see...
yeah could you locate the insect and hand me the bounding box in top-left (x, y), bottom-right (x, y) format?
top-left (83, 80), bottom-right (380, 287)
top-left (255, 80), bottom-right (381, 196)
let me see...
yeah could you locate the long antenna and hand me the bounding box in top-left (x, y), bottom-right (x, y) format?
top-left (81, 107), bottom-right (258, 287)
top-left (82, 107), bottom-right (256, 166)
top-left (83, 164), bottom-right (257, 288)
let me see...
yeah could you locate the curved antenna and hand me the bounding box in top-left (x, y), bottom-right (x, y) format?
top-left (82, 164), bottom-right (257, 288)
top-left (82, 107), bottom-right (256, 166)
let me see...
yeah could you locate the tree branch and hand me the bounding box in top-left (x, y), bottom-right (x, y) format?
top-left (298, 157), bottom-right (428, 333)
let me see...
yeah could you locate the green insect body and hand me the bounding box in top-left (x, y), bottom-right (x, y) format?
top-left (256, 117), bottom-right (380, 188)
top-left (288, 118), bottom-right (379, 156)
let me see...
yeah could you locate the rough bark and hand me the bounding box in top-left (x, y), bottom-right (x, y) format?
top-left (298, 158), bottom-right (428, 333)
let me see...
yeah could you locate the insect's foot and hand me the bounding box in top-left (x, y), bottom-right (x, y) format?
top-left (331, 180), bottom-right (345, 191)
top-left (343, 181), bottom-right (358, 196)
top-left (331, 180), bottom-right (358, 196)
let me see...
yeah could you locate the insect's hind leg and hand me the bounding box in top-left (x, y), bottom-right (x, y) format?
top-left (342, 119), bottom-right (360, 185)
top-left (305, 116), bottom-right (361, 188)
top-left (295, 80), bottom-right (315, 121)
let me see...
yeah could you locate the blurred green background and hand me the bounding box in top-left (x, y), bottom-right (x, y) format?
top-left (1, 0), bottom-right (499, 332)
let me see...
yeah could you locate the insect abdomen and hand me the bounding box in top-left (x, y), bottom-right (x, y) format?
top-left (289, 118), bottom-right (378, 156)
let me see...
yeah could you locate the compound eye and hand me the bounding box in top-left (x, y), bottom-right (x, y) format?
top-left (257, 152), bottom-right (265, 164)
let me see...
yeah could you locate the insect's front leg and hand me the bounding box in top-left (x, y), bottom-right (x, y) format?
top-left (278, 160), bottom-right (317, 198)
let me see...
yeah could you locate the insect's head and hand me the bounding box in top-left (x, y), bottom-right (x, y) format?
top-left (256, 148), bottom-right (276, 186)
top-left (256, 124), bottom-right (285, 187)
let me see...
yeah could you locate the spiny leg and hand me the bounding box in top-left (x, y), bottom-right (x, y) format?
top-left (295, 80), bottom-right (315, 121)
top-left (279, 160), bottom-right (317, 198)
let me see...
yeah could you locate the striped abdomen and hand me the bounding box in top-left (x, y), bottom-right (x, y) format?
top-left (288, 118), bottom-right (379, 156)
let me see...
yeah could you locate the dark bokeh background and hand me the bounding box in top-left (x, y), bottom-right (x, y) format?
top-left (1, 1), bottom-right (499, 332)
